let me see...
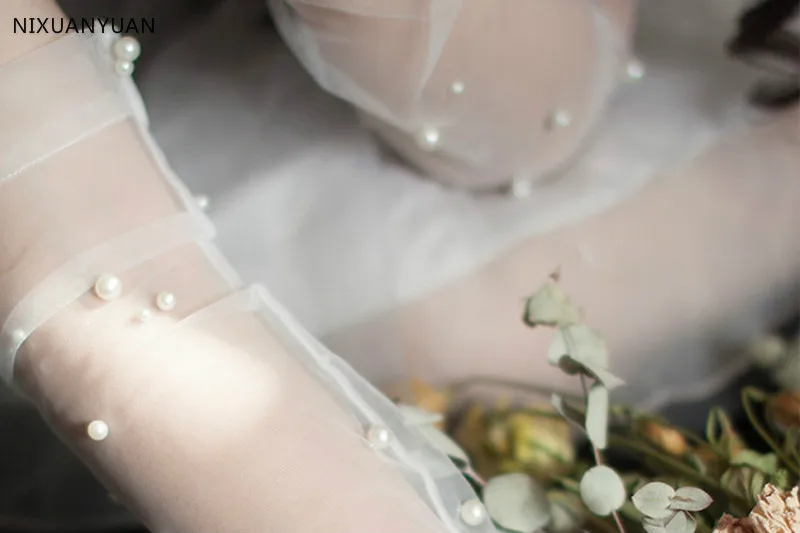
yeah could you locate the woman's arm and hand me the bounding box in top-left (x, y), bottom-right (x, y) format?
top-left (0, 3), bottom-right (481, 532)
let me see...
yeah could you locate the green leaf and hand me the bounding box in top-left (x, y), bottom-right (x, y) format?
top-left (551, 393), bottom-right (586, 430)
top-left (669, 487), bottom-right (713, 512)
top-left (483, 473), bottom-right (551, 533)
top-left (772, 469), bottom-right (791, 490)
top-left (585, 383), bottom-right (609, 450)
top-left (731, 450), bottom-right (778, 474)
top-left (546, 492), bottom-right (586, 533)
top-left (579, 465), bottom-right (627, 517)
top-left (642, 512), bottom-right (697, 533)
top-left (547, 326), bottom-right (625, 389)
top-left (523, 283), bottom-right (582, 328)
top-left (631, 482), bottom-right (675, 519)
top-left (720, 467), bottom-right (765, 506)
top-left (665, 511), bottom-right (697, 533)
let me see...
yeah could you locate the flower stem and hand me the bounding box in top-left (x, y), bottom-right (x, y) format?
top-left (741, 387), bottom-right (800, 475)
top-left (579, 374), bottom-right (626, 533)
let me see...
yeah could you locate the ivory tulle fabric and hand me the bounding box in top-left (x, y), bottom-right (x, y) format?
top-left (133, 0), bottom-right (800, 406)
top-left (0, 31), bottom-right (493, 533)
top-left (268, 0), bottom-right (629, 189)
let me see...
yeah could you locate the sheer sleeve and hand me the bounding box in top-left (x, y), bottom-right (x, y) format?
top-left (0, 28), bottom-right (494, 533)
top-left (268, 0), bottom-right (633, 190)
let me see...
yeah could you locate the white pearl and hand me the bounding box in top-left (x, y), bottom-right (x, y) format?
top-left (459, 499), bottom-right (487, 526)
top-left (10, 329), bottom-right (26, 344)
top-left (87, 420), bottom-right (110, 441)
top-left (548, 109), bottom-right (572, 129)
top-left (510, 178), bottom-right (533, 198)
top-left (137, 309), bottom-right (152, 323)
top-left (114, 60), bottom-right (135, 77)
top-left (195, 195), bottom-right (210, 210)
top-left (626, 58), bottom-right (645, 81)
top-left (365, 424), bottom-right (393, 450)
top-left (93, 274), bottom-right (123, 301)
top-left (450, 80), bottom-right (466, 95)
top-left (113, 36), bottom-right (141, 62)
top-left (155, 291), bottom-right (176, 311)
top-left (416, 127), bottom-right (441, 151)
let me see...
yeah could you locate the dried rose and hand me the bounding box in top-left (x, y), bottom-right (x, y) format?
top-left (766, 391), bottom-right (800, 431)
top-left (638, 419), bottom-right (689, 456)
top-left (749, 483), bottom-right (800, 533)
top-left (712, 514), bottom-right (757, 533)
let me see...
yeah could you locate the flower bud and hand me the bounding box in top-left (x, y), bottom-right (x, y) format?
top-left (766, 391), bottom-right (800, 431)
top-left (638, 419), bottom-right (689, 456)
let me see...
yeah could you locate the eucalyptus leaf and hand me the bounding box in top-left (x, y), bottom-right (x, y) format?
top-left (547, 326), bottom-right (625, 389)
top-left (551, 394), bottom-right (586, 430)
top-left (523, 283), bottom-right (582, 328)
top-left (579, 465), bottom-right (626, 517)
top-left (631, 482), bottom-right (676, 519)
top-left (668, 487), bottom-right (712, 512)
top-left (585, 383), bottom-right (609, 450)
top-left (642, 514), bottom-right (674, 533)
top-left (664, 511), bottom-right (696, 533)
top-left (731, 450), bottom-right (778, 474)
top-left (547, 492), bottom-right (586, 533)
top-left (483, 473), bottom-right (551, 533)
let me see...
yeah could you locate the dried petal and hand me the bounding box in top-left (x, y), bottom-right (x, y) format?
top-left (749, 483), bottom-right (800, 533)
top-left (712, 514), bottom-right (757, 533)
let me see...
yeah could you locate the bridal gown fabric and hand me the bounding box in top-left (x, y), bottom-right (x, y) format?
top-left (135, 0), bottom-right (798, 404)
top-left (0, 27), bottom-right (495, 533)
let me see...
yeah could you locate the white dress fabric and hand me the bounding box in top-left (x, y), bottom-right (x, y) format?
top-left (135, 0), bottom-right (797, 404)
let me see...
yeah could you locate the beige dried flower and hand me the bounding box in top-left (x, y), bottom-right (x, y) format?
top-left (749, 484), bottom-right (800, 533)
top-left (713, 514), bottom-right (757, 533)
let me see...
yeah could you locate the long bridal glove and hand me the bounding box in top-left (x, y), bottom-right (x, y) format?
top-left (0, 30), bottom-right (491, 533)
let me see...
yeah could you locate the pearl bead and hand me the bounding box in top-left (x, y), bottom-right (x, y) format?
top-left (113, 36), bottom-right (141, 62)
top-left (137, 309), bottom-right (152, 323)
top-left (459, 499), bottom-right (487, 526)
top-left (510, 178), bottom-right (533, 198)
top-left (114, 60), bottom-right (135, 77)
top-left (548, 109), bottom-right (572, 129)
top-left (195, 195), bottom-right (210, 210)
top-left (626, 58), bottom-right (645, 81)
top-left (155, 292), bottom-right (177, 312)
top-left (10, 329), bottom-right (25, 344)
top-left (93, 274), bottom-right (123, 301)
top-left (365, 424), bottom-right (393, 450)
top-left (416, 127), bottom-right (441, 151)
top-left (87, 420), bottom-right (110, 441)
top-left (450, 80), bottom-right (466, 95)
